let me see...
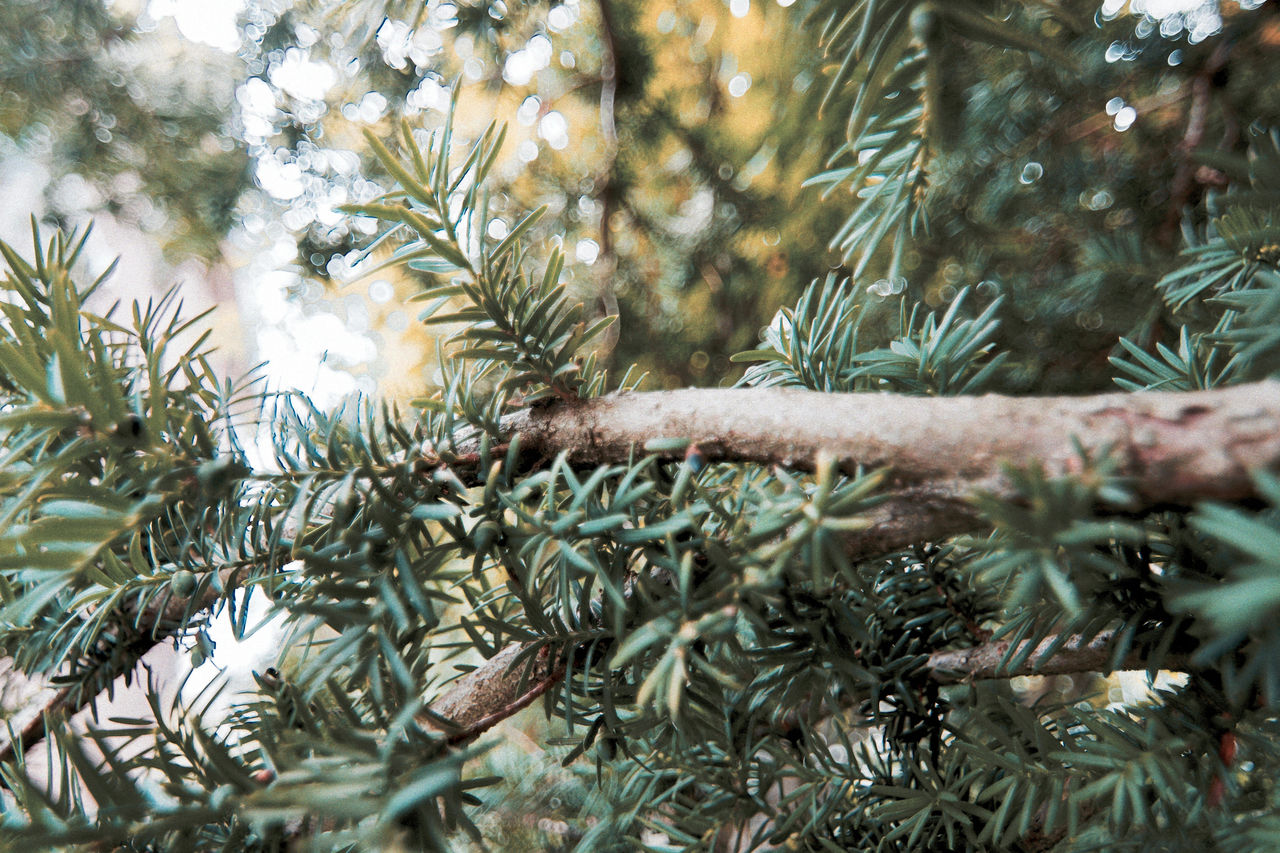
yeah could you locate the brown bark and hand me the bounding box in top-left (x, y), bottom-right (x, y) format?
top-left (426, 382), bottom-right (1280, 739)
top-left (926, 629), bottom-right (1191, 683)
top-left (493, 381), bottom-right (1280, 558)
top-left (424, 642), bottom-right (565, 745)
top-left (1158, 42), bottom-right (1233, 248)
top-left (428, 630), bottom-right (1192, 745)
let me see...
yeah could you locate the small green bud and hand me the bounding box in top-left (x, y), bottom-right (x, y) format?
top-left (171, 569), bottom-right (198, 598)
top-left (114, 413), bottom-right (145, 442)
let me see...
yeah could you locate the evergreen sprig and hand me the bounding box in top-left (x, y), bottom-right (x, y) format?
top-left (735, 276), bottom-right (1006, 395)
top-left (1156, 129), bottom-right (1280, 312)
top-left (806, 0), bottom-right (1079, 277)
top-left (343, 91), bottom-right (616, 406)
top-left (0, 226), bottom-right (258, 700)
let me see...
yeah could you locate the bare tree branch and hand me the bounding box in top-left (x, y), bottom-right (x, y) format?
top-left (427, 629), bottom-right (1194, 745)
top-left (494, 381), bottom-right (1280, 558)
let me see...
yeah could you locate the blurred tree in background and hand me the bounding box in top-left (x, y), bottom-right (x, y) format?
top-left (1, 0), bottom-right (1280, 851)
top-left (0, 0), bottom-right (248, 257)
top-left (227, 0), bottom-right (849, 390)
top-left (2, 0), bottom-right (845, 392)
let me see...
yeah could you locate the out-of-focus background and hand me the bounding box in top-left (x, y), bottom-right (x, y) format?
top-left (1, 0), bottom-right (848, 408)
top-left (6, 0), bottom-right (1276, 411)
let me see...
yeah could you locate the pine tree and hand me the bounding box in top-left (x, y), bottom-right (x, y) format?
top-left (2, 1), bottom-right (1280, 851)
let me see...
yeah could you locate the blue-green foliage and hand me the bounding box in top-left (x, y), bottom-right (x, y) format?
top-left (734, 275), bottom-right (1007, 395)
top-left (4, 3), bottom-right (1280, 851)
top-left (1113, 129), bottom-right (1280, 391)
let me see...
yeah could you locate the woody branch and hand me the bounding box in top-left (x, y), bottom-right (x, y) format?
top-left (7, 382), bottom-right (1276, 762)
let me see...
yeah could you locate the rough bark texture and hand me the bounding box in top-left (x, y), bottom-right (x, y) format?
top-left (430, 630), bottom-right (1193, 744)
top-left (429, 383), bottom-right (1280, 737)
top-left (495, 381), bottom-right (1280, 557)
top-left (926, 629), bottom-right (1191, 683)
top-left (424, 642), bottom-right (566, 744)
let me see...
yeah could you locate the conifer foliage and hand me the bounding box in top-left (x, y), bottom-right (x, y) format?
top-left (2, 2), bottom-right (1280, 851)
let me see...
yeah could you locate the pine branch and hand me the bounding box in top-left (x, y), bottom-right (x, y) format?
top-left (0, 566), bottom-right (244, 772)
top-left (7, 381), bottom-right (1269, 763)
top-left (483, 380), bottom-right (1280, 558)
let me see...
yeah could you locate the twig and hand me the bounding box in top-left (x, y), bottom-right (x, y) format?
top-left (1158, 42), bottom-right (1232, 248)
top-left (597, 0), bottom-right (620, 154)
top-left (926, 629), bottom-right (1190, 683)
top-left (0, 566), bottom-right (245, 774)
top-left (424, 642), bottom-right (566, 744)
top-left (0, 684), bottom-right (74, 767)
top-left (422, 628), bottom-right (1195, 747)
top-left (594, 0), bottom-right (622, 355)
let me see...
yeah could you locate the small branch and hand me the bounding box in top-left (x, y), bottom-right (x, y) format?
top-left (1159, 42), bottom-right (1232, 248)
top-left (0, 566), bottom-right (244, 772)
top-left (0, 684), bottom-right (75, 767)
top-left (424, 642), bottom-right (565, 745)
top-left (423, 629), bottom-right (1194, 746)
top-left (594, 0), bottom-right (622, 355)
top-left (596, 0), bottom-right (620, 153)
top-left (926, 629), bottom-right (1190, 684)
